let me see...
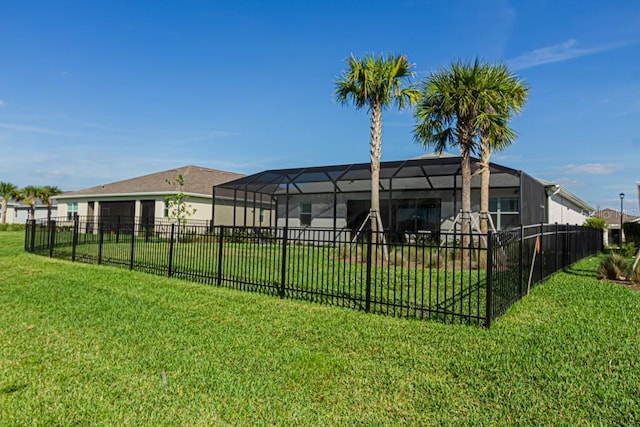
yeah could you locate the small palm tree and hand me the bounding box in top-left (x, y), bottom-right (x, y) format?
top-left (335, 53), bottom-right (420, 237)
top-left (39, 185), bottom-right (62, 223)
top-left (0, 181), bottom-right (18, 224)
top-left (20, 185), bottom-right (43, 221)
top-left (413, 59), bottom-right (523, 251)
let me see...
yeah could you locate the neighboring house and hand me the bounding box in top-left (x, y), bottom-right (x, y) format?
top-left (53, 165), bottom-right (272, 228)
top-left (594, 208), bottom-right (639, 247)
top-left (212, 153), bottom-right (594, 240)
top-left (4, 199), bottom-right (57, 224)
top-left (536, 179), bottom-right (594, 225)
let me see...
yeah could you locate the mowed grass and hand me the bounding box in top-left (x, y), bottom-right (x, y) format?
top-left (1, 230), bottom-right (639, 425)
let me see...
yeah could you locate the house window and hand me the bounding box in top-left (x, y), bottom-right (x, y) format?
top-left (489, 197), bottom-right (519, 230)
top-left (300, 203), bottom-right (312, 227)
top-left (259, 209), bottom-right (265, 224)
top-left (67, 202), bottom-right (78, 220)
top-left (163, 200), bottom-right (169, 218)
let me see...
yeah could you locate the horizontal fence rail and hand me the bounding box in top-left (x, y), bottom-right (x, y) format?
top-left (25, 216), bottom-right (603, 327)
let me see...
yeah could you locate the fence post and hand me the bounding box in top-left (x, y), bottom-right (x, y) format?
top-left (565, 223), bottom-right (570, 268)
top-left (24, 221), bottom-right (29, 251)
top-left (116, 216), bottom-right (121, 244)
top-left (518, 225), bottom-right (524, 297)
top-left (539, 222), bottom-right (544, 283)
top-left (49, 220), bottom-right (56, 257)
top-left (365, 229), bottom-right (373, 313)
top-left (554, 222), bottom-right (559, 273)
top-left (29, 219), bottom-right (37, 252)
top-left (280, 226), bottom-right (288, 298)
top-left (485, 230), bottom-right (493, 328)
top-left (216, 226), bottom-right (224, 286)
top-left (71, 216), bottom-right (79, 262)
top-left (168, 223), bottom-right (175, 277)
top-left (129, 219), bottom-right (136, 270)
top-left (98, 218), bottom-right (104, 264)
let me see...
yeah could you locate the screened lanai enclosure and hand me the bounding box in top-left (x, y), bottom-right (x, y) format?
top-left (212, 155), bottom-right (548, 242)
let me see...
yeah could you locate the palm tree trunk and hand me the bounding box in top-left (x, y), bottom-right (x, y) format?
top-left (479, 141), bottom-right (491, 236)
top-left (30, 200), bottom-right (36, 221)
top-left (1, 200), bottom-right (7, 224)
top-left (460, 143), bottom-right (472, 265)
top-left (370, 101), bottom-right (383, 237)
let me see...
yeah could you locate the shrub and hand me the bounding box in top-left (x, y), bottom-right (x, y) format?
top-left (623, 242), bottom-right (637, 258)
top-left (583, 217), bottom-right (606, 230)
top-left (0, 224), bottom-right (25, 231)
top-left (623, 221), bottom-right (640, 246)
top-left (597, 253), bottom-right (628, 280)
top-left (391, 246), bottom-right (444, 268)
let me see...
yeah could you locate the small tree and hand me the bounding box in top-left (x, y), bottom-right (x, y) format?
top-left (165, 174), bottom-right (197, 225)
top-left (39, 185), bottom-right (62, 222)
top-left (20, 185), bottom-right (43, 221)
top-left (583, 217), bottom-right (606, 230)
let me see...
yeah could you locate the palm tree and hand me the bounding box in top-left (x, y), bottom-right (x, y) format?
top-left (413, 59), bottom-right (523, 243)
top-left (38, 185), bottom-right (62, 223)
top-left (20, 185), bottom-right (43, 221)
top-left (0, 182), bottom-right (18, 224)
top-left (335, 53), bottom-right (420, 237)
top-left (477, 65), bottom-right (528, 234)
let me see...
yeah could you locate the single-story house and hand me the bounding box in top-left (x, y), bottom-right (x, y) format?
top-left (53, 165), bottom-right (273, 228)
top-left (595, 208), bottom-right (639, 247)
top-left (212, 153), bottom-right (594, 240)
top-left (3, 199), bottom-right (57, 224)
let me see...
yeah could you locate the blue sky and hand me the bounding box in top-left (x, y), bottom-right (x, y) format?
top-left (1, 0), bottom-right (638, 213)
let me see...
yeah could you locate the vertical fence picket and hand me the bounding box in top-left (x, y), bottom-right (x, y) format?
top-left (216, 226), bottom-right (224, 287)
top-left (485, 231), bottom-right (493, 328)
top-left (29, 219), bottom-right (36, 252)
top-left (71, 216), bottom-right (79, 262)
top-left (280, 227), bottom-right (287, 298)
top-left (519, 225), bottom-right (524, 297)
top-left (49, 220), bottom-right (56, 257)
top-left (98, 219), bottom-right (104, 264)
top-left (168, 224), bottom-right (175, 277)
top-left (365, 229), bottom-right (372, 313)
top-left (129, 221), bottom-right (136, 270)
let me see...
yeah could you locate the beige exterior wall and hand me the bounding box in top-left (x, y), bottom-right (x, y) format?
top-left (213, 203), bottom-right (274, 227)
top-left (53, 194), bottom-right (274, 227)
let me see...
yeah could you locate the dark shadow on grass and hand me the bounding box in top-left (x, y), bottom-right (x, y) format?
top-left (562, 265), bottom-right (597, 278)
top-left (0, 383), bottom-right (27, 394)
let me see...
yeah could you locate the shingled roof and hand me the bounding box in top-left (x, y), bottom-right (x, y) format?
top-left (56, 165), bottom-right (245, 198)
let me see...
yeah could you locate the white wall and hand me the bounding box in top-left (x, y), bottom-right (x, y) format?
top-left (548, 194), bottom-right (589, 225)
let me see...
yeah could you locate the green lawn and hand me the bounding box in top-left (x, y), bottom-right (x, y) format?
top-left (2, 230), bottom-right (639, 425)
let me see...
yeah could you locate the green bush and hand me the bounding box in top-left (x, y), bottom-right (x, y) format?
top-left (0, 223), bottom-right (25, 231)
top-left (623, 221), bottom-right (640, 246)
top-left (597, 253), bottom-right (628, 280)
top-left (583, 217), bottom-right (606, 230)
top-left (623, 242), bottom-right (637, 258)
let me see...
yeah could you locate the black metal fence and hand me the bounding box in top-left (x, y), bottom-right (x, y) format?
top-left (25, 216), bottom-right (602, 327)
